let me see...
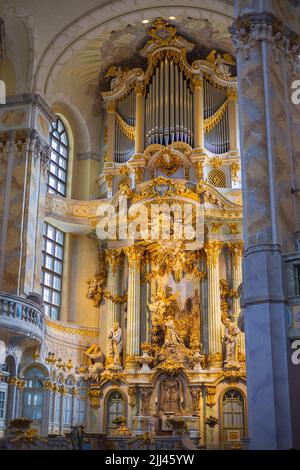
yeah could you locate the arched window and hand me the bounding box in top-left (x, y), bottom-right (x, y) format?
top-left (23, 367), bottom-right (45, 423)
top-left (48, 118), bottom-right (69, 196)
top-left (222, 389), bottom-right (245, 445)
top-left (106, 391), bottom-right (125, 435)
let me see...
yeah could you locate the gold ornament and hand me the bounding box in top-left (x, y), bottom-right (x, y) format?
top-left (115, 111), bottom-right (135, 141)
top-left (88, 388), bottom-right (103, 408)
top-left (204, 241), bottom-right (223, 267)
top-left (231, 162), bottom-right (240, 182)
top-left (124, 246), bottom-right (144, 269)
top-left (206, 386), bottom-right (216, 407)
top-left (204, 101), bottom-right (228, 134)
top-left (227, 241), bottom-right (244, 268)
top-left (157, 358), bottom-right (183, 376)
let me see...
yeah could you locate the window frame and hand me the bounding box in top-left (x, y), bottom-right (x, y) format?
top-left (221, 388), bottom-right (246, 445)
top-left (294, 264), bottom-right (300, 295)
top-left (48, 118), bottom-right (69, 197)
top-left (105, 390), bottom-right (126, 435)
top-left (41, 222), bottom-right (65, 320)
top-left (23, 367), bottom-right (45, 423)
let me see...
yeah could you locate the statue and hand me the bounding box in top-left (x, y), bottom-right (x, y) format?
top-left (148, 286), bottom-right (179, 352)
top-left (105, 65), bottom-right (129, 89)
top-left (87, 251), bottom-right (106, 307)
top-left (159, 316), bottom-right (192, 364)
top-left (223, 318), bottom-right (240, 365)
top-left (87, 275), bottom-right (103, 307)
top-left (206, 50), bottom-right (235, 79)
top-left (107, 322), bottom-right (123, 367)
top-left (84, 344), bottom-right (104, 383)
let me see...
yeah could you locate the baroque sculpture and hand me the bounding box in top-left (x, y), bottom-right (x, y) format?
top-left (107, 322), bottom-right (123, 368)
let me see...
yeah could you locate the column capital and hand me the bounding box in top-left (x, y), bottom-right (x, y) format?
top-left (124, 245), bottom-right (144, 269)
top-left (106, 100), bottom-right (116, 113)
top-left (227, 88), bottom-right (238, 102)
top-left (227, 241), bottom-right (244, 265)
top-left (204, 241), bottom-right (223, 266)
top-left (192, 76), bottom-right (203, 89)
top-left (230, 11), bottom-right (300, 67)
top-left (105, 248), bottom-right (123, 274)
top-left (134, 82), bottom-right (144, 95)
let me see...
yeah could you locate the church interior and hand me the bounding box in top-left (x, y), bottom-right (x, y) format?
top-left (0, 0), bottom-right (300, 451)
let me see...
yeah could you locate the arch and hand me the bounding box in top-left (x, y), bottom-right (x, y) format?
top-left (3, 5), bottom-right (38, 92)
top-left (52, 101), bottom-right (91, 155)
top-left (0, 57), bottom-right (16, 96)
top-left (4, 355), bottom-right (16, 376)
top-left (33, 1), bottom-right (235, 95)
top-left (21, 362), bottom-right (49, 379)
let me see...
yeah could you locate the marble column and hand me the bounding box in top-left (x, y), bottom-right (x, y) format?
top-left (228, 241), bottom-right (245, 359)
top-left (105, 249), bottom-right (123, 354)
top-left (134, 83), bottom-right (145, 156)
top-left (124, 246), bottom-right (144, 369)
top-left (193, 76), bottom-right (205, 152)
top-left (204, 241), bottom-right (223, 367)
top-left (0, 95), bottom-right (54, 296)
top-left (42, 383), bottom-right (52, 435)
top-left (231, 0), bottom-right (298, 449)
top-left (6, 376), bottom-right (18, 421)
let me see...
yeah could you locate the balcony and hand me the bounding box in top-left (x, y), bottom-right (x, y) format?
top-left (0, 291), bottom-right (45, 344)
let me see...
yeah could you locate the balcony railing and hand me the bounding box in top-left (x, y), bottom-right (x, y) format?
top-left (0, 291), bottom-right (45, 342)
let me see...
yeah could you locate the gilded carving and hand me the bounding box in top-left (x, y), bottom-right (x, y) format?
top-left (124, 246), bottom-right (144, 269)
top-left (206, 386), bottom-right (216, 408)
top-left (231, 162), bottom-right (240, 182)
top-left (204, 241), bottom-right (223, 267)
top-left (88, 388), bottom-right (103, 408)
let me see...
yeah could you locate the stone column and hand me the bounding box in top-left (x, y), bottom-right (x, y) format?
top-left (106, 101), bottom-right (116, 163)
top-left (105, 249), bottom-right (123, 354)
top-left (204, 241), bottom-right (223, 367)
top-left (228, 241), bottom-right (245, 360)
top-left (124, 246), bottom-right (144, 369)
top-left (231, 0), bottom-right (298, 449)
top-left (0, 95), bottom-right (54, 296)
top-left (134, 83), bottom-right (144, 156)
top-left (6, 376), bottom-right (18, 421)
top-left (71, 387), bottom-right (77, 425)
top-left (227, 88), bottom-right (239, 156)
top-left (193, 76), bottom-right (205, 152)
top-left (59, 385), bottom-right (66, 434)
top-left (42, 382), bottom-right (52, 435)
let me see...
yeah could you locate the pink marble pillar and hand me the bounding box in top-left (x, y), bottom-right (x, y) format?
top-left (231, 0), bottom-right (300, 450)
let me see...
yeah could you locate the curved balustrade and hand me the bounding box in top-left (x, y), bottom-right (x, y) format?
top-left (0, 291), bottom-right (45, 343)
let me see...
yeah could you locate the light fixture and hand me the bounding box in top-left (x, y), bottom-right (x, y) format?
top-left (169, 16), bottom-right (176, 20)
top-left (142, 19), bottom-right (149, 24)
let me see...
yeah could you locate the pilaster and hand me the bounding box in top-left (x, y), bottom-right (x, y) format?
top-left (204, 241), bottom-right (223, 368)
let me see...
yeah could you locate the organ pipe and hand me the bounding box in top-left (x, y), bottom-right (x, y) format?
top-left (137, 56), bottom-right (230, 151)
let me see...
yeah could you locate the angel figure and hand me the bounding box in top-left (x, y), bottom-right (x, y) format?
top-left (84, 344), bottom-right (104, 383)
top-left (206, 50), bottom-right (235, 78)
top-left (105, 65), bottom-right (129, 89)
